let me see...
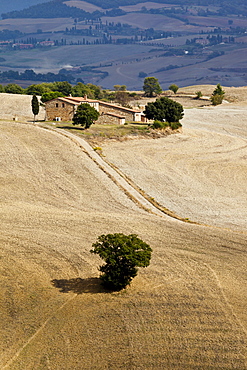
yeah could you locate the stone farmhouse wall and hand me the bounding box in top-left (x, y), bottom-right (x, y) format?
top-left (97, 112), bottom-right (125, 125)
top-left (99, 102), bottom-right (136, 121)
top-left (45, 99), bottom-right (75, 121)
top-left (45, 97), bottom-right (143, 123)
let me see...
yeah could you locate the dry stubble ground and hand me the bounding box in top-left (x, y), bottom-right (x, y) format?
top-left (0, 91), bottom-right (247, 369)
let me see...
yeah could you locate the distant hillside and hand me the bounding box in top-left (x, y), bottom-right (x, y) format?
top-left (2, 0), bottom-right (247, 19)
top-left (1, 1), bottom-right (97, 20)
top-left (0, 0), bottom-right (50, 17)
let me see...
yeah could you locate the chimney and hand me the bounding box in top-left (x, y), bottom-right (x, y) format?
top-left (84, 95), bottom-right (87, 100)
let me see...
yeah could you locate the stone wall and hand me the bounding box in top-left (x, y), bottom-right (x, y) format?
top-left (99, 102), bottom-right (135, 121)
top-left (45, 100), bottom-right (75, 121)
top-left (97, 113), bottom-right (125, 125)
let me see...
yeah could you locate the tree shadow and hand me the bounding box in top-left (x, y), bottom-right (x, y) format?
top-left (56, 126), bottom-right (84, 130)
top-left (51, 277), bottom-right (108, 294)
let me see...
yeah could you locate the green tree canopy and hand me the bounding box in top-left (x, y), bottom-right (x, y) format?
top-left (72, 103), bottom-right (99, 129)
top-left (169, 84), bottom-right (179, 94)
top-left (51, 81), bottom-right (72, 96)
top-left (144, 96), bottom-right (184, 124)
top-left (143, 77), bottom-right (162, 97)
top-left (4, 83), bottom-right (24, 94)
top-left (91, 233), bottom-right (152, 291)
top-left (25, 83), bottom-right (52, 96)
top-left (72, 83), bottom-right (95, 98)
top-left (41, 91), bottom-right (64, 103)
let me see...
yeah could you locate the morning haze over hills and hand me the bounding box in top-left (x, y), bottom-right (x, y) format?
top-left (0, 0), bottom-right (247, 89)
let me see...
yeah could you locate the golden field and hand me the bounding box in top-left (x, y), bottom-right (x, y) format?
top-left (0, 89), bottom-right (246, 369)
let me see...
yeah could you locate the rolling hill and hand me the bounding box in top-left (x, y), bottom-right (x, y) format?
top-left (0, 0), bottom-right (50, 17)
top-left (0, 91), bottom-right (246, 368)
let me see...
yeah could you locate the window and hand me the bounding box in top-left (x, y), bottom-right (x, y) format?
top-left (62, 103), bottom-right (65, 108)
top-left (56, 103), bottom-right (59, 108)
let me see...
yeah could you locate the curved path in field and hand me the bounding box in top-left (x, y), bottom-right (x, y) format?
top-left (101, 103), bottom-right (247, 232)
top-left (0, 119), bottom-right (246, 369)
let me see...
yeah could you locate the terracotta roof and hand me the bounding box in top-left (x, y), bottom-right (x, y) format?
top-left (45, 96), bottom-right (99, 105)
top-left (45, 96), bottom-right (142, 114)
top-left (102, 112), bottom-right (125, 119)
top-left (64, 96), bottom-right (98, 103)
top-left (99, 101), bottom-right (141, 113)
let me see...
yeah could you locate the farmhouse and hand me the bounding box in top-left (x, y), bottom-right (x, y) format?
top-left (45, 96), bottom-right (145, 124)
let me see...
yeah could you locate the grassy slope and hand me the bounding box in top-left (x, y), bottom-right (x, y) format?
top-left (0, 112), bottom-right (246, 369)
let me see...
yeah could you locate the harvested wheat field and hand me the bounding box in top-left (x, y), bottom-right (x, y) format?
top-left (0, 100), bottom-right (247, 369)
top-left (102, 102), bottom-right (247, 231)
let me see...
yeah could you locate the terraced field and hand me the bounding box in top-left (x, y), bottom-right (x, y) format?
top-left (0, 99), bottom-right (246, 368)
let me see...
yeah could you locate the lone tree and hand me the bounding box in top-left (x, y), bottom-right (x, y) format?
top-left (143, 77), bottom-right (162, 97)
top-left (169, 84), bottom-right (179, 94)
top-left (144, 96), bottom-right (184, 125)
top-left (72, 103), bottom-right (99, 129)
top-left (211, 83), bottom-right (225, 105)
top-left (31, 94), bottom-right (39, 123)
top-left (91, 233), bottom-right (152, 291)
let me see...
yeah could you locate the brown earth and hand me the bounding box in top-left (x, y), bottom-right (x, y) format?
top-left (0, 91), bottom-right (246, 369)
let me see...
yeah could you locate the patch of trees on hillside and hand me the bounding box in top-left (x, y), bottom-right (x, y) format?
top-left (1, 1), bottom-right (98, 19)
top-left (0, 30), bottom-right (24, 41)
top-left (0, 69), bottom-right (75, 83)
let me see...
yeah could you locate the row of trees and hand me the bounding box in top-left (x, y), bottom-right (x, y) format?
top-left (0, 69), bottom-right (75, 84)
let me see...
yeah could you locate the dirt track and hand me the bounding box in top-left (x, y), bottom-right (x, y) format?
top-left (0, 102), bottom-right (247, 368)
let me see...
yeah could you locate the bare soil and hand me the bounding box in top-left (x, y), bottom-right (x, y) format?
top-left (0, 93), bottom-right (246, 369)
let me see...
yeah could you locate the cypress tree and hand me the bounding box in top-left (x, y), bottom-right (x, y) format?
top-left (31, 94), bottom-right (39, 123)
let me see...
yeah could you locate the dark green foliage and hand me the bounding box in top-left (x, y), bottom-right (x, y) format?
top-left (169, 84), bottom-right (179, 94)
top-left (210, 94), bottom-right (224, 106)
top-left (0, 69), bottom-right (74, 84)
top-left (72, 103), bottom-right (99, 129)
top-left (41, 91), bottom-right (64, 103)
top-left (211, 83), bottom-right (225, 105)
top-left (4, 83), bottom-right (24, 94)
top-left (2, 1), bottom-right (97, 19)
top-left (91, 233), bottom-right (152, 291)
top-left (51, 81), bottom-right (72, 96)
top-left (144, 97), bottom-right (184, 124)
top-left (25, 84), bottom-right (49, 96)
top-left (170, 121), bottom-right (182, 130)
top-left (143, 77), bottom-right (162, 97)
top-left (151, 120), bottom-right (169, 129)
top-left (0, 29), bottom-right (23, 41)
top-left (212, 83), bottom-right (225, 97)
top-left (31, 94), bottom-right (39, 122)
top-left (195, 91), bottom-right (202, 99)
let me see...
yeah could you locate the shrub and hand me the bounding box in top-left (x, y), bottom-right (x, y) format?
top-left (195, 91), bottom-right (202, 99)
top-left (170, 122), bottom-right (182, 130)
top-left (151, 120), bottom-right (169, 129)
top-left (210, 94), bottom-right (224, 106)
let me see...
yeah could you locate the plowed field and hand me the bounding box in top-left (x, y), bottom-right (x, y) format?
top-left (0, 109), bottom-right (246, 369)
